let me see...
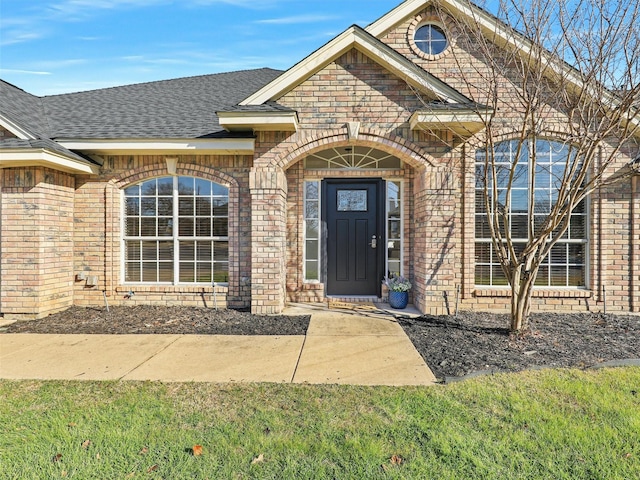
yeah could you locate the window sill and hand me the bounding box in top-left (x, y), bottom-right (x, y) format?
top-left (116, 285), bottom-right (228, 294)
top-left (474, 288), bottom-right (592, 299)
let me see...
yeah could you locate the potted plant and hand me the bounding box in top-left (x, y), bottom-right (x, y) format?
top-left (383, 275), bottom-right (412, 309)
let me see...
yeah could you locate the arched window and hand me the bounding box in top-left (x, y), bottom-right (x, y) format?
top-left (123, 176), bottom-right (229, 284)
top-left (475, 140), bottom-right (588, 287)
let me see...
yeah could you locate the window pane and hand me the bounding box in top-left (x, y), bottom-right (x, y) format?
top-left (195, 178), bottom-right (211, 196)
top-left (157, 177), bottom-right (173, 195)
top-left (179, 218), bottom-right (194, 237)
top-left (157, 198), bottom-right (172, 216)
top-left (142, 241), bottom-right (157, 260)
top-left (126, 241), bottom-right (141, 261)
top-left (212, 200), bottom-right (228, 217)
top-left (306, 261), bottom-right (319, 281)
top-left (179, 262), bottom-right (195, 282)
top-left (181, 242), bottom-right (195, 261)
top-left (475, 264), bottom-right (490, 285)
top-left (305, 201), bottom-right (318, 218)
top-left (178, 177), bottom-right (194, 195)
top-left (213, 241), bottom-right (229, 262)
top-left (126, 262), bottom-right (141, 282)
top-left (197, 241), bottom-right (212, 260)
top-left (475, 243), bottom-right (491, 263)
top-left (158, 262), bottom-right (173, 282)
top-left (213, 218), bottom-right (228, 237)
top-left (158, 242), bottom-right (173, 261)
top-left (196, 198), bottom-right (211, 216)
top-left (511, 214), bottom-right (528, 239)
top-left (141, 218), bottom-right (156, 236)
top-left (306, 182), bottom-right (319, 200)
top-left (158, 218), bottom-right (173, 236)
top-left (306, 240), bottom-right (319, 260)
top-left (196, 218), bottom-right (211, 236)
top-left (306, 219), bottom-right (319, 239)
top-left (126, 197), bottom-right (139, 216)
top-left (141, 198), bottom-right (156, 216)
top-left (197, 263), bottom-right (212, 283)
top-left (213, 262), bottom-right (229, 283)
top-left (179, 198), bottom-right (194, 216)
top-left (142, 263), bottom-right (157, 282)
top-left (126, 217), bottom-right (140, 236)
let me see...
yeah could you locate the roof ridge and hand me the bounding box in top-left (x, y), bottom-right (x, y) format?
top-left (41, 67), bottom-right (285, 98)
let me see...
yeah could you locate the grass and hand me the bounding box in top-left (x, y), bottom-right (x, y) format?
top-left (1, 368), bottom-right (638, 479)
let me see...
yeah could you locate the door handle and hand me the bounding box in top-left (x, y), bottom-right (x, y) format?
top-left (369, 235), bottom-right (377, 249)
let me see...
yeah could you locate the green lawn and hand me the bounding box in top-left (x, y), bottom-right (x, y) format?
top-left (1, 368), bottom-right (638, 479)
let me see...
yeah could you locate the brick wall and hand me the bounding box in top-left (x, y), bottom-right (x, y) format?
top-left (1, 168), bottom-right (74, 319)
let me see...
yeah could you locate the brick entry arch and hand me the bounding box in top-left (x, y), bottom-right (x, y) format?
top-left (249, 126), bottom-right (454, 315)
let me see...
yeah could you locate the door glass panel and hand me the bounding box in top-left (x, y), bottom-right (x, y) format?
top-left (337, 190), bottom-right (367, 212)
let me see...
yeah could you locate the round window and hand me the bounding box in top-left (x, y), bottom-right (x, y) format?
top-left (414, 24), bottom-right (448, 56)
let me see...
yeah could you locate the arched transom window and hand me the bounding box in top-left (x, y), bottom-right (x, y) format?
top-left (123, 176), bottom-right (229, 284)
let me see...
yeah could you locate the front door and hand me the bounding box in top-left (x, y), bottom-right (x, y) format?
top-left (324, 179), bottom-right (384, 296)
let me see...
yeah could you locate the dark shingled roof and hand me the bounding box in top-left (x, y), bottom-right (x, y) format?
top-left (41, 68), bottom-right (284, 139)
top-left (0, 80), bottom-right (51, 138)
top-left (1, 68), bottom-right (283, 144)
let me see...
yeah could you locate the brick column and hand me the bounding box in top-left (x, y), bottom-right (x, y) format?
top-left (249, 167), bottom-right (288, 314)
top-left (632, 176), bottom-right (640, 312)
top-left (412, 167), bottom-right (457, 316)
top-left (0, 168), bottom-right (75, 319)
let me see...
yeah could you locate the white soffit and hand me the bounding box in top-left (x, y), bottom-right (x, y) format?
top-left (0, 149), bottom-right (99, 174)
top-left (217, 111), bottom-right (299, 132)
top-left (409, 110), bottom-right (491, 136)
top-left (58, 138), bottom-right (256, 155)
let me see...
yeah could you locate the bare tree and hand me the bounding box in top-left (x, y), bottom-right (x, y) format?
top-left (426, 0), bottom-right (640, 331)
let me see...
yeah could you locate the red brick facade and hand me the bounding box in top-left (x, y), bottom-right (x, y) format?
top-left (1, 2), bottom-right (638, 319)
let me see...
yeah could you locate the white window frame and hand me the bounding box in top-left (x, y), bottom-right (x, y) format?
top-left (121, 176), bottom-right (230, 286)
top-left (474, 140), bottom-right (589, 288)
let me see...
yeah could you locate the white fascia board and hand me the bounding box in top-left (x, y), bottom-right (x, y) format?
top-left (240, 26), bottom-right (468, 106)
top-left (366, 0), bottom-right (430, 37)
top-left (0, 149), bottom-right (99, 174)
top-left (217, 111), bottom-right (299, 132)
top-left (0, 114), bottom-right (37, 140)
top-left (58, 138), bottom-right (256, 155)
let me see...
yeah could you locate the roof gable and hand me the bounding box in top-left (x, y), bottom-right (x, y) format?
top-left (240, 24), bottom-right (471, 107)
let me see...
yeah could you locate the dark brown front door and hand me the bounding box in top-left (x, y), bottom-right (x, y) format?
top-left (324, 179), bottom-right (384, 296)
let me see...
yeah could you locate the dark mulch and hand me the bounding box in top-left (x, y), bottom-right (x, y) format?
top-left (3, 306), bottom-right (310, 336)
top-left (4, 306), bottom-right (639, 380)
top-left (398, 312), bottom-right (640, 379)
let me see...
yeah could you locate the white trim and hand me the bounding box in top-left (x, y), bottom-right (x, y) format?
top-left (58, 138), bottom-right (255, 155)
top-left (240, 26), bottom-right (469, 106)
top-left (0, 148), bottom-right (98, 174)
top-left (217, 111), bottom-right (299, 132)
top-left (0, 114), bottom-right (36, 140)
top-left (366, 0), bottom-right (430, 38)
top-left (409, 110), bottom-right (492, 136)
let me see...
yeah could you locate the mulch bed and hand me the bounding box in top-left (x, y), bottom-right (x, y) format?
top-left (3, 306), bottom-right (310, 336)
top-left (3, 306), bottom-right (639, 380)
top-left (398, 311), bottom-right (640, 379)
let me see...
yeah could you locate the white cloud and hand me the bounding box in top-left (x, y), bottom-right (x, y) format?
top-left (255, 14), bottom-right (339, 25)
top-left (0, 69), bottom-right (51, 76)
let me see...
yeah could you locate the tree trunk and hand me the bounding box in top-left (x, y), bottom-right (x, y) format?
top-left (510, 264), bottom-right (537, 332)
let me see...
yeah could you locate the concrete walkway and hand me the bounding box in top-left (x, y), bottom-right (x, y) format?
top-left (0, 305), bottom-right (436, 386)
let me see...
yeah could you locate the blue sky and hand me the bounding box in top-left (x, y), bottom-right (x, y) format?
top-left (0, 0), bottom-right (404, 96)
